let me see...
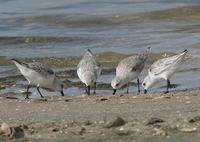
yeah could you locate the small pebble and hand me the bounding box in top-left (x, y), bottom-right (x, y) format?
top-left (189, 116), bottom-right (200, 123)
top-left (146, 117), bottom-right (165, 125)
top-left (180, 127), bottom-right (197, 133)
top-left (104, 117), bottom-right (126, 128)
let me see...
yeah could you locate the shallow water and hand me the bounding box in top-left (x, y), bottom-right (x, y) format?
top-left (1, 0), bottom-right (200, 97)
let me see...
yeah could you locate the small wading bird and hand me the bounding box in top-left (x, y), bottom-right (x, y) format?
top-left (111, 47), bottom-right (151, 95)
top-left (142, 49), bottom-right (188, 94)
top-left (11, 59), bottom-right (64, 99)
top-left (77, 49), bottom-right (101, 95)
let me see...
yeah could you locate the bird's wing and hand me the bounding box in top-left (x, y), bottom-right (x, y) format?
top-left (149, 54), bottom-right (181, 75)
top-left (78, 49), bottom-right (101, 72)
top-left (131, 55), bottom-right (146, 72)
top-left (131, 47), bottom-right (150, 72)
top-left (116, 55), bottom-right (144, 75)
top-left (78, 49), bottom-right (95, 68)
top-left (28, 62), bottom-right (55, 76)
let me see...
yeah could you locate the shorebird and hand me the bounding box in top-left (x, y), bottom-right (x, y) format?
top-left (11, 59), bottom-right (64, 99)
top-left (77, 49), bottom-right (101, 95)
top-left (142, 49), bottom-right (188, 94)
top-left (111, 47), bottom-right (151, 95)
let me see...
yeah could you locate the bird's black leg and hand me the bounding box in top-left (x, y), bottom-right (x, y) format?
top-left (37, 86), bottom-right (44, 98)
top-left (60, 91), bottom-right (64, 96)
top-left (25, 84), bottom-right (30, 99)
top-left (87, 86), bottom-right (90, 95)
top-left (126, 83), bottom-right (129, 94)
top-left (93, 82), bottom-right (96, 94)
top-left (85, 84), bottom-right (88, 94)
top-left (137, 77), bottom-right (140, 94)
top-left (60, 84), bottom-right (64, 96)
top-left (165, 79), bottom-right (171, 94)
top-left (113, 89), bottom-right (117, 95)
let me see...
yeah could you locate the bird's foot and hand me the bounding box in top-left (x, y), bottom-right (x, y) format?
top-left (164, 91), bottom-right (169, 94)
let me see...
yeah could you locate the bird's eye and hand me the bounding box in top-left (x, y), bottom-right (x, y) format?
top-left (116, 83), bottom-right (119, 87)
top-left (143, 83), bottom-right (146, 86)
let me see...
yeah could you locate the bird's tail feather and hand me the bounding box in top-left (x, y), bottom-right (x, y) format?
top-left (11, 58), bottom-right (27, 66)
top-left (173, 49), bottom-right (188, 64)
top-left (183, 49), bottom-right (188, 53)
top-left (11, 58), bottom-right (22, 64)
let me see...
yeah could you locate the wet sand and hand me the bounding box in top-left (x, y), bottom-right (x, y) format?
top-left (1, 89), bottom-right (200, 141)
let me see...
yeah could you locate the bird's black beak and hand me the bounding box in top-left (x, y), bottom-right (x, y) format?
top-left (144, 89), bottom-right (147, 94)
top-left (113, 89), bottom-right (117, 95)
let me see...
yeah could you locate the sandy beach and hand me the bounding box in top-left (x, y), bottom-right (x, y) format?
top-left (1, 89), bottom-right (200, 142)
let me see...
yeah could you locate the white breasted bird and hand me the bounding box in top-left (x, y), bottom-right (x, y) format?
top-left (77, 49), bottom-right (101, 95)
top-left (111, 47), bottom-right (151, 95)
top-left (11, 59), bottom-right (64, 99)
top-left (142, 49), bottom-right (188, 94)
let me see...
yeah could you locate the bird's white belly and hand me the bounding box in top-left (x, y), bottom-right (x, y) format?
top-left (150, 68), bottom-right (176, 87)
top-left (125, 71), bottom-right (139, 82)
top-left (160, 68), bottom-right (177, 80)
top-left (19, 66), bottom-right (54, 87)
top-left (150, 75), bottom-right (165, 88)
top-left (77, 68), bottom-right (84, 82)
top-left (118, 71), bottom-right (139, 86)
top-left (77, 68), bottom-right (97, 85)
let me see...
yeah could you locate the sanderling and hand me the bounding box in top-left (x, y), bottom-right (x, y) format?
top-left (11, 59), bottom-right (64, 99)
top-left (111, 47), bottom-right (151, 95)
top-left (142, 49), bottom-right (188, 94)
top-left (77, 49), bottom-right (101, 95)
